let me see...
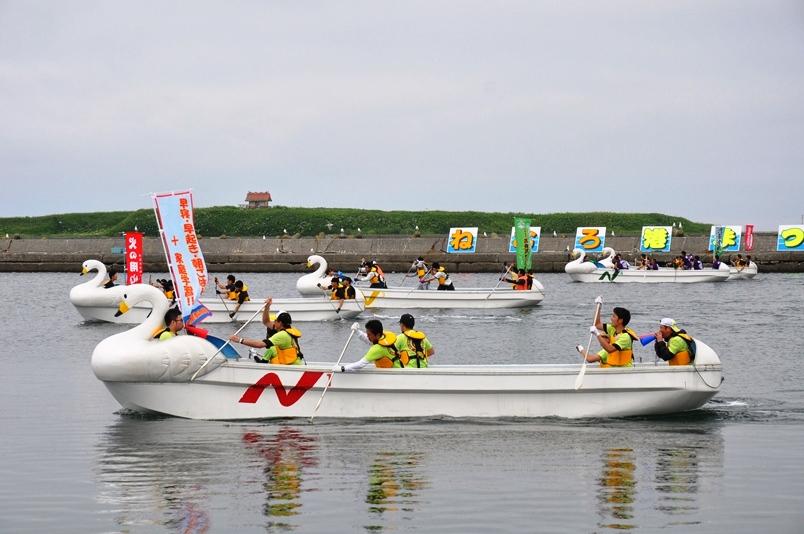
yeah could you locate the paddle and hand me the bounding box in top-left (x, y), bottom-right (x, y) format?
top-left (485, 263), bottom-right (513, 301)
top-left (398, 264), bottom-right (415, 288)
top-left (213, 276), bottom-right (235, 319)
top-left (574, 296), bottom-right (603, 390)
top-left (318, 284), bottom-right (344, 318)
top-left (190, 300), bottom-right (269, 381)
top-left (309, 328), bottom-right (357, 422)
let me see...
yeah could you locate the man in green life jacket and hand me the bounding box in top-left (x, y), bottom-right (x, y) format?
top-left (395, 313), bottom-right (435, 368)
top-left (230, 298), bottom-right (304, 365)
top-left (654, 318), bottom-right (695, 366)
top-left (157, 307), bottom-right (184, 341)
top-left (576, 304), bottom-right (637, 368)
top-left (337, 320), bottom-right (403, 371)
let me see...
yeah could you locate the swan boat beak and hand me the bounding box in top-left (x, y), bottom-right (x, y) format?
top-left (306, 261), bottom-right (312, 268)
top-left (115, 300), bottom-right (130, 318)
top-left (80, 266), bottom-right (89, 276)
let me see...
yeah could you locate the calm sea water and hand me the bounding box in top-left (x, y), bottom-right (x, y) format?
top-left (1, 271), bottom-right (803, 533)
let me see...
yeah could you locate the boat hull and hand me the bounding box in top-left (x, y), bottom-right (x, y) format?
top-left (101, 359), bottom-right (721, 420)
top-left (359, 287), bottom-right (544, 309)
top-left (727, 263), bottom-right (758, 280)
top-left (73, 296), bottom-right (363, 323)
top-left (567, 269), bottom-right (730, 283)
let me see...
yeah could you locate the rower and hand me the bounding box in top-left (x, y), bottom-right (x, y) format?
top-left (215, 275), bottom-right (237, 298)
top-left (104, 267), bottom-right (118, 288)
top-left (653, 318), bottom-right (696, 366)
top-left (228, 280), bottom-right (250, 319)
top-left (421, 262), bottom-right (454, 291)
top-left (576, 306), bottom-right (638, 368)
top-left (233, 302), bottom-right (304, 365)
top-left (332, 277), bottom-right (356, 313)
top-left (338, 320), bottom-right (403, 371)
top-left (359, 264), bottom-right (387, 289)
top-left (501, 268), bottom-right (528, 291)
top-left (395, 313), bottom-right (435, 368)
top-left (408, 257), bottom-right (430, 290)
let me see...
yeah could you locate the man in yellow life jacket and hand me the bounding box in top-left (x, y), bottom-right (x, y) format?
top-left (577, 306), bottom-right (638, 368)
top-left (421, 262), bottom-right (455, 290)
top-left (653, 318), bottom-right (695, 366)
top-left (395, 313), bottom-right (435, 368)
top-left (337, 320), bottom-right (403, 371)
top-left (215, 275), bottom-right (237, 298)
top-left (232, 298), bottom-right (303, 365)
top-left (332, 277), bottom-right (356, 313)
top-left (155, 307), bottom-right (184, 341)
top-left (228, 279), bottom-right (250, 319)
top-left (360, 265), bottom-right (387, 289)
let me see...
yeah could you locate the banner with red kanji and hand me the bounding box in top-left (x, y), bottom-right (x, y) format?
top-left (152, 190), bottom-right (211, 325)
top-left (124, 231), bottom-right (144, 284)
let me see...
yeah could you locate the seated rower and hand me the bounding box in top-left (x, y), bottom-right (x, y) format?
top-left (421, 262), bottom-right (455, 290)
top-left (501, 268), bottom-right (529, 291)
top-left (228, 280), bottom-right (250, 319)
top-left (712, 255), bottom-right (722, 270)
top-left (155, 307), bottom-right (184, 341)
top-left (692, 255), bottom-right (703, 270)
top-left (151, 278), bottom-right (175, 301)
top-left (215, 275), bottom-right (237, 298)
top-left (358, 264), bottom-right (387, 289)
top-left (332, 277), bottom-right (356, 313)
top-left (408, 257), bottom-right (430, 290)
top-left (232, 300), bottom-right (303, 365)
top-left (395, 313), bottom-right (435, 368)
top-left (654, 318), bottom-right (695, 366)
top-left (338, 320), bottom-right (403, 371)
top-left (576, 306), bottom-right (638, 368)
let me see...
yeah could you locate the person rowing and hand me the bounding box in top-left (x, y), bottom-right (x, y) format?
top-left (395, 314), bottom-right (435, 368)
top-left (420, 262), bottom-right (454, 290)
top-left (576, 303), bottom-right (638, 368)
top-left (231, 298), bottom-right (304, 365)
top-left (337, 320), bottom-right (403, 371)
top-left (407, 257), bottom-right (430, 290)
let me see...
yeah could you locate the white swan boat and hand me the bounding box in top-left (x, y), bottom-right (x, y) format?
top-left (728, 262), bottom-right (758, 280)
top-left (565, 249), bottom-right (730, 283)
top-left (70, 260), bottom-right (364, 323)
top-left (92, 290), bottom-right (723, 419)
top-left (297, 254), bottom-right (545, 309)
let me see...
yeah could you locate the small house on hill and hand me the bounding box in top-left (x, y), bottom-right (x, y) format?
top-left (244, 191), bottom-right (272, 208)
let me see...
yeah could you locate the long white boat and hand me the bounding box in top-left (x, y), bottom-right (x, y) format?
top-left (728, 262), bottom-right (758, 280)
top-left (565, 249), bottom-right (730, 283)
top-left (70, 259), bottom-right (363, 323)
top-left (92, 283), bottom-right (722, 420)
top-left (297, 254), bottom-right (545, 309)
top-left (359, 286), bottom-right (544, 309)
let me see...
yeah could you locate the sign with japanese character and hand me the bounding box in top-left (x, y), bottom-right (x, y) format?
top-left (508, 226), bottom-right (541, 254)
top-left (639, 226), bottom-right (672, 253)
top-left (708, 225), bottom-right (742, 252)
top-left (152, 190), bottom-right (211, 325)
top-left (123, 231), bottom-right (144, 284)
top-left (777, 225), bottom-right (804, 251)
top-left (446, 227), bottom-right (478, 254)
top-left (574, 227), bottom-right (606, 253)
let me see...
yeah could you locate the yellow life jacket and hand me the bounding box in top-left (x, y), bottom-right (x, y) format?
top-left (230, 283), bottom-right (250, 302)
top-left (416, 266), bottom-right (426, 277)
top-left (667, 328), bottom-right (694, 366)
top-left (401, 330), bottom-right (428, 368)
top-left (601, 327), bottom-right (639, 367)
top-left (437, 266), bottom-right (450, 285)
top-left (374, 331), bottom-right (403, 368)
top-left (165, 290), bottom-right (175, 300)
top-left (270, 327), bottom-right (303, 365)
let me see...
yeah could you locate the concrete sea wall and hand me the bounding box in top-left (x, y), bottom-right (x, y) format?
top-left (1, 234), bottom-right (801, 273)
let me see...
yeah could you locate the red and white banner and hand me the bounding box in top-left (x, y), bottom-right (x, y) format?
top-left (744, 224), bottom-right (755, 251)
top-left (124, 231), bottom-right (144, 285)
top-left (152, 190), bottom-right (211, 325)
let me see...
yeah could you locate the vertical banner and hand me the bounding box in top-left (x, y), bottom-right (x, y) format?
top-left (152, 190), bottom-right (211, 325)
top-left (508, 226), bottom-right (541, 254)
top-left (708, 225), bottom-right (742, 252)
top-left (639, 226), bottom-right (672, 253)
top-left (777, 225), bottom-right (804, 251)
top-left (513, 218), bottom-right (533, 270)
top-left (124, 231), bottom-right (144, 285)
top-left (446, 227), bottom-right (478, 253)
top-left (744, 224), bottom-right (755, 251)
top-left (574, 227), bottom-right (606, 253)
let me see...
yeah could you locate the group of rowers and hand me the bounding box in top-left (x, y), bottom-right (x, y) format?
top-left (576, 299), bottom-right (696, 367)
top-left (354, 257), bottom-right (456, 290)
top-left (609, 251), bottom-right (755, 271)
top-left (228, 297), bottom-right (435, 370)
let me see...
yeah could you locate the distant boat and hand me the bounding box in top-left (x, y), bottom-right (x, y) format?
top-left (565, 249), bottom-right (730, 283)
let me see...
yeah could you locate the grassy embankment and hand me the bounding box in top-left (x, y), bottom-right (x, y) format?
top-left (0, 207), bottom-right (708, 237)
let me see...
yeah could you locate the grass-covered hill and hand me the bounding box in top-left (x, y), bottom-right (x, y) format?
top-left (0, 206), bottom-right (709, 237)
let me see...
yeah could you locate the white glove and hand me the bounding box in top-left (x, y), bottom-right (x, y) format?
top-left (589, 326), bottom-right (600, 335)
top-left (350, 322), bottom-right (360, 332)
top-left (331, 363), bottom-right (343, 372)
top-left (594, 296), bottom-right (603, 305)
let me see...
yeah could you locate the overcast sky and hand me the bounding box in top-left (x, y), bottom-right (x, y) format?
top-left (1, 1), bottom-right (802, 229)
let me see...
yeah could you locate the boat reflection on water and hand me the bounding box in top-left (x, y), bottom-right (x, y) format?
top-left (365, 452), bottom-right (428, 522)
top-left (241, 427), bottom-right (318, 523)
top-left (597, 448), bottom-right (637, 530)
top-left (594, 424), bottom-right (724, 531)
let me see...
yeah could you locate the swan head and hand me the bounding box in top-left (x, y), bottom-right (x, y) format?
top-left (306, 254), bottom-right (326, 269)
top-left (81, 259), bottom-right (105, 276)
top-left (571, 248), bottom-right (584, 259)
top-left (601, 247), bottom-right (616, 257)
top-left (114, 284), bottom-right (169, 317)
